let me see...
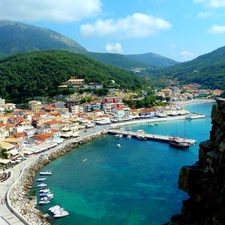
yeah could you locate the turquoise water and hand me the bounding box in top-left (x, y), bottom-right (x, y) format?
top-left (33, 102), bottom-right (215, 225)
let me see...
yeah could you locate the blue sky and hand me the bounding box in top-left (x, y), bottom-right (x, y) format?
top-left (1, 0), bottom-right (225, 62)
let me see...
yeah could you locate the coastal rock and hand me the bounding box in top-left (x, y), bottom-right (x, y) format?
top-left (166, 99), bottom-right (225, 225)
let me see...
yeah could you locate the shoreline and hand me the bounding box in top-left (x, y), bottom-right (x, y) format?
top-left (0, 99), bottom-right (215, 225)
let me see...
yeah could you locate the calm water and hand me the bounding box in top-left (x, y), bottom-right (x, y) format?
top-left (33, 102), bottom-right (215, 225)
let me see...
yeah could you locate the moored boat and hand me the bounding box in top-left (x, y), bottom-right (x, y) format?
top-left (37, 183), bottom-right (47, 188)
top-left (114, 134), bottom-right (123, 138)
top-left (54, 210), bottom-right (70, 218)
top-left (40, 171), bottom-right (53, 175)
top-left (37, 178), bottom-right (47, 182)
top-left (39, 199), bottom-right (51, 205)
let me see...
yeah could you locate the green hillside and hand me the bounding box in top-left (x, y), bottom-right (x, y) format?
top-left (0, 20), bottom-right (88, 55)
top-left (0, 50), bottom-right (148, 103)
top-left (159, 46), bottom-right (225, 89)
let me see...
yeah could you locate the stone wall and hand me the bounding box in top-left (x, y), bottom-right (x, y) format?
top-left (166, 98), bottom-right (225, 225)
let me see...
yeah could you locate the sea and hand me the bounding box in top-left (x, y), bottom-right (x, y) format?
top-left (33, 101), bottom-right (215, 225)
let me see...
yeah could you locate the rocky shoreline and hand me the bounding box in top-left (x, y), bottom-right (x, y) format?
top-left (7, 130), bottom-right (107, 225)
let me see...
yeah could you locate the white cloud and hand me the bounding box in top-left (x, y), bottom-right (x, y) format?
top-left (208, 24), bottom-right (225, 34)
top-left (0, 0), bottom-right (102, 22)
top-left (194, 0), bottom-right (225, 8)
top-left (180, 51), bottom-right (195, 61)
top-left (80, 13), bottom-right (171, 38)
top-left (196, 11), bottom-right (213, 18)
top-left (105, 42), bottom-right (123, 53)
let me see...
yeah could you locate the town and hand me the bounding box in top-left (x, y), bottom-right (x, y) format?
top-left (0, 78), bottom-right (221, 168)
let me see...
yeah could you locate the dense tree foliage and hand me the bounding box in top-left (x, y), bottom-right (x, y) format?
top-left (0, 50), bottom-right (148, 103)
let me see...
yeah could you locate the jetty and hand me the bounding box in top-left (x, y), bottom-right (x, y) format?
top-left (108, 129), bottom-right (196, 145)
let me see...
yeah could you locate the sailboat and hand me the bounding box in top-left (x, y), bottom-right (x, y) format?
top-left (169, 122), bottom-right (192, 148)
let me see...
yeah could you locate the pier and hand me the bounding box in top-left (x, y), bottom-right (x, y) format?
top-left (108, 129), bottom-right (196, 145)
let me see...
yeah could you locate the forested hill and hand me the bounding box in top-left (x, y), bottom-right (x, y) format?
top-left (160, 46), bottom-right (225, 89)
top-left (0, 50), bottom-right (148, 103)
top-left (0, 20), bottom-right (88, 55)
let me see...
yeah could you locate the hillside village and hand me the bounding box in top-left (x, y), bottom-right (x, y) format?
top-left (0, 78), bottom-right (222, 168)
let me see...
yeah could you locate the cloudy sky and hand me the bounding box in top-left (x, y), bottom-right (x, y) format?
top-left (1, 0), bottom-right (225, 62)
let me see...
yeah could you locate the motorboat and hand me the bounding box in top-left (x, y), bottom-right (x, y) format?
top-left (39, 199), bottom-right (51, 205)
top-left (54, 210), bottom-right (70, 218)
top-left (40, 193), bottom-right (54, 198)
top-left (127, 134), bottom-right (132, 139)
top-left (114, 134), bottom-right (123, 138)
top-left (37, 183), bottom-right (47, 188)
top-left (40, 171), bottom-right (53, 175)
top-left (37, 178), bottom-right (47, 182)
top-left (117, 144), bottom-right (121, 148)
top-left (39, 188), bottom-right (50, 193)
top-left (49, 205), bottom-right (61, 212)
top-left (40, 196), bottom-right (53, 201)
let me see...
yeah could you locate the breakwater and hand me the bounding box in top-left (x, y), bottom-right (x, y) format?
top-left (6, 130), bottom-right (107, 225)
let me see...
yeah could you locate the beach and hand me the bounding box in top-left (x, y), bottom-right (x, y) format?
top-left (0, 99), bottom-right (215, 225)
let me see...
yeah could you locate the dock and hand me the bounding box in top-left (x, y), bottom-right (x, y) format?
top-left (108, 129), bottom-right (196, 145)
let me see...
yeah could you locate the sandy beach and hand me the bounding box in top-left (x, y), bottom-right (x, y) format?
top-left (0, 99), bottom-right (215, 225)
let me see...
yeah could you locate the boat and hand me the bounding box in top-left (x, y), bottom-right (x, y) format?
top-left (169, 137), bottom-right (191, 148)
top-left (39, 199), bottom-right (51, 205)
top-left (49, 205), bottom-right (61, 212)
top-left (136, 135), bottom-right (147, 140)
top-left (37, 183), bottom-right (47, 188)
top-left (148, 124), bottom-right (155, 127)
top-left (37, 178), bottom-right (47, 182)
top-left (54, 210), bottom-right (70, 218)
top-left (127, 134), bottom-right (132, 139)
top-left (40, 196), bottom-right (53, 201)
top-left (40, 171), bottom-right (53, 175)
top-left (40, 193), bottom-right (54, 198)
top-left (117, 144), bottom-right (121, 148)
top-left (39, 188), bottom-right (50, 193)
top-left (114, 134), bottom-right (123, 138)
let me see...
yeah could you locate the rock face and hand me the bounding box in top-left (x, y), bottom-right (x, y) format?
top-left (166, 98), bottom-right (225, 225)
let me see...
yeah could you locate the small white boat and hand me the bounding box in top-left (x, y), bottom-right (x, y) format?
top-left (40, 196), bottom-right (53, 201)
top-left (37, 178), bottom-right (47, 182)
top-left (40, 171), bottom-right (53, 175)
top-left (39, 199), bottom-right (51, 205)
top-left (117, 144), bottom-right (121, 148)
top-left (40, 193), bottom-right (54, 198)
top-left (114, 134), bottom-right (123, 138)
top-left (127, 134), bottom-right (132, 139)
top-left (54, 210), bottom-right (70, 218)
top-left (37, 183), bottom-right (47, 188)
top-left (39, 188), bottom-right (50, 193)
top-left (49, 205), bottom-right (61, 212)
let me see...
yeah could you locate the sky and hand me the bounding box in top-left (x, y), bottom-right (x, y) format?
top-left (1, 0), bottom-right (225, 62)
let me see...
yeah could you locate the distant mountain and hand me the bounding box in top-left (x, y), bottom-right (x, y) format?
top-left (0, 20), bottom-right (88, 55)
top-left (0, 20), bottom-right (179, 70)
top-left (160, 46), bottom-right (225, 90)
top-left (84, 52), bottom-right (149, 69)
top-left (125, 52), bottom-right (179, 68)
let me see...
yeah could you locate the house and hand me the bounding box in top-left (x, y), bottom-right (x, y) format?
top-left (59, 77), bottom-right (84, 89)
top-left (5, 103), bottom-right (16, 111)
top-left (111, 107), bottom-right (125, 118)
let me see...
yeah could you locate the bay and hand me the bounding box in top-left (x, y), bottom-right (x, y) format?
top-left (34, 101), bottom-right (215, 225)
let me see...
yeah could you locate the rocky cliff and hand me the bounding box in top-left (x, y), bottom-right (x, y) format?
top-left (166, 98), bottom-right (225, 225)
